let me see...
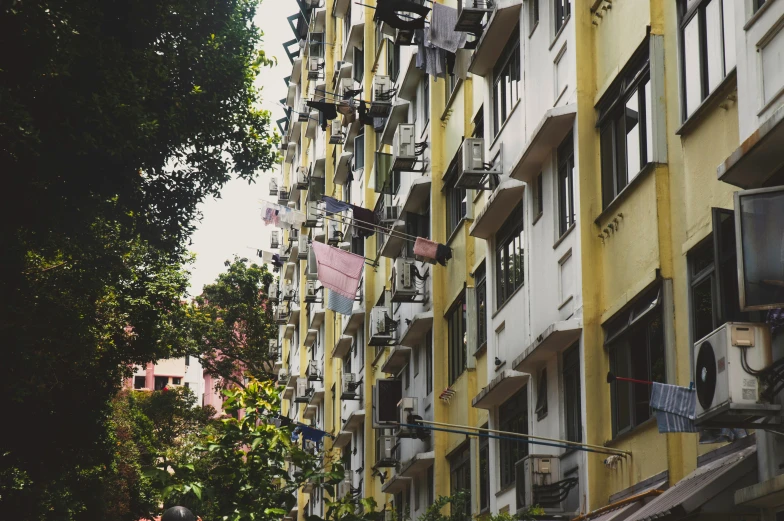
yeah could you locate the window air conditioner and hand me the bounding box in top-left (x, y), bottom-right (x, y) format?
top-left (369, 306), bottom-right (396, 346)
top-left (305, 200), bottom-right (321, 228)
top-left (269, 178), bottom-right (279, 196)
top-left (392, 258), bottom-right (418, 303)
top-left (276, 306), bottom-right (289, 325)
top-left (333, 59), bottom-right (345, 77)
top-left (515, 455), bottom-right (563, 513)
top-left (392, 123), bottom-right (417, 171)
top-left (298, 102), bottom-right (310, 123)
top-left (307, 359), bottom-right (321, 381)
top-left (328, 223), bottom-right (344, 246)
top-left (396, 397), bottom-right (419, 438)
top-left (295, 377), bottom-right (310, 403)
top-left (277, 188), bottom-right (290, 205)
top-left (375, 434), bottom-right (398, 467)
top-left (298, 235), bottom-right (310, 260)
top-left (270, 231), bottom-right (280, 249)
top-left (268, 283), bottom-right (279, 304)
top-left (308, 58), bottom-right (322, 80)
top-left (370, 75), bottom-right (393, 117)
top-left (455, 138), bottom-right (489, 190)
top-left (380, 205), bottom-right (400, 226)
top-left (296, 166), bottom-right (310, 190)
top-left (330, 120), bottom-right (345, 145)
top-left (341, 373), bottom-right (360, 399)
top-left (695, 322), bottom-right (774, 425)
top-left (305, 280), bottom-right (318, 303)
top-left (455, 0), bottom-right (493, 32)
top-left (277, 369), bottom-right (290, 386)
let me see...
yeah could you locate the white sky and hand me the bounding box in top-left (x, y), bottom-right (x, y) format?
top-left (187, 1), bottom-right (292, 294)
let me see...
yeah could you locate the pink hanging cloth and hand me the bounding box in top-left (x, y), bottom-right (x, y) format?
top-left (311, 241), bottom-right (365, 299)
top-left (413, 237), bottom-right (439, 261)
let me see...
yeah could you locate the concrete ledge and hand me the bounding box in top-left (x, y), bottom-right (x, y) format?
top-left (472, 369), bottom-right (530, 409)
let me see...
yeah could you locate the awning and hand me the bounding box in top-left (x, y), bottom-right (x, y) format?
top-left (291, 57), bottom-right (302, 85)
top-left (399, 51), bottom-right (425, 101)
top-left (344, 117), bottom-right (361, 151)
top-left (401, 177), bottom-right (431, 215)
top-left (305, 110), bottom-right (319, 140)
top-left (736, 473), bottom-right (784, 507)
top-left (286, 82), bottom-right (297, 108)
top-left (303, 404), bottom-right (317, 420)
top-left (718, 104), bottom-right (784, 189)
top-left (333, 430), bottom-right (352, 449)
top-left (513, 319), bottom-right (582, 371)
top-left (344, 409), bottom-right (365, 432)
top-left (310, 307), bottom-right (325, 329)
top-left (399, 311), bottom-right (433, 347)
top-left (309, 385), bottom-right (325, 405)
top-left (626, 447), bottom-right (757, 521)
top-left (334, 151), bottom-right (353, 186)
top-left (379, 102), bottom-right (410, 148)
top-left (399, 451), bottom-right (434, 478)
top-left (288, 304), bottom-right (300, 325)
top-left (467, 1), bottom-right (523, 77)
top-left (342, 18), bottom-right (365, 63)
top-left (303, 328), bottom-right (318, 347)
top-left (468, 178), bottom-right (525, 239)
top-left (332, 335), bottom-right (354, 359)
top-left (333, 0), bottom-right (350, 18)
top-left (379, 220), bottom-right (406, 259)
top-left (381, 346), bottom-right (412, 374)
top-left (336, 61), bottom-right (353, 83)
top-left (284, 324), bottom-right (296, 340)
top-left (472, 369), bottom-right (530, 409)
top-left (285, 142), bottom-right (298, 164)
top-left (283, 374), bottom-right (297, 400)
top-left (510, 104), bottom-right (576, 183)
top-left (381, 473), bottom-right (412, 494)
top-left (343, 308), bottom-right (365, 335)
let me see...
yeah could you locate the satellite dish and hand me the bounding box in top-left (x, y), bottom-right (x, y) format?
top-left (161, 506), bottom-right (196, 521)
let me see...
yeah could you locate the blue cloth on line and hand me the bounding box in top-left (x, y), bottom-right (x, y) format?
top-left (328, 291), bottom-right (355, 316)
top-left (322, 196), bottom-right (352, 216)
top-left (650, 382), bottom-right (699, 433)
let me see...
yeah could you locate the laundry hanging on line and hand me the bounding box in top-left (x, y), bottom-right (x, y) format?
top-left (320, 195), bottom-right (377, 237)
top-left (260, 200), bottom-right (306, 230)
top-left (311, 241), bottom-right (365, 300)
top-left (413, 237), bottom-right (453, 266)
top-left (327, 290), bottom-right (355, 316)
top-left (306, 100), bottom-right (338, 122)
top-left (322, 195), bottom-right (352, 216)
top-left (428, 2), bottom-right (467, 53)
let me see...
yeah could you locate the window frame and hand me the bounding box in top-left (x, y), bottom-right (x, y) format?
top-left (449, 443), bottom-right (472, 504)
top-left (475, 264), bottom-right (488, 351)
top-left (554, 0), bottom-right (571, 35)
top-left (557, 132), bottom-right (575, 236)
top-left (495, 203), bottom-right (525, 308)
top-left (388, 37), bottom-right (401, 83)
top-left (353, 47), bottom-right (364, 83)
top-left (447, 298), bottom-right (467, 386)
top-left (534, 172), bottom-right (544, 221)
top-left (528, 0), bottom-right (540, 36)
top-left (498, 387), bottom-right (529, 489)
top-left (492, 27), bottom-right (521, 137)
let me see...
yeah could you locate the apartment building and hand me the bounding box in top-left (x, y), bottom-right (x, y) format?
top-left (269, 1), bottom-right (784, 520)
top-left (126, 357), bottom-right (210, 406)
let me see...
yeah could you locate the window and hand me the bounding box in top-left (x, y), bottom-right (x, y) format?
top-left (404, 212), bottom-right (429, 257)
top-left (354, 127), bottom-right (365, 171)
top-left (554, 0), bottom-right (571, 34)
top-left (449, 443), bottom-right (472, 515)
top-left (534, 172), bottom-right (544, 220)
top-left (172, 377), bottom-right (182, 385)
top-left (493, 28), bottom-right (521, 136)
top-left (445, 162), bottom-right (467, 238)
top-left (473, 107), bottom-right (484, 138)
top-left (495, 204), bottom-right (525, 308)
top-left (388, 38), bottom-right (401, 82)
top-left (499, 387), bottom-right (528, 488)
top-left (448, 299), bottom-right (467, 385)
top-left (479, 429), bottom-right (490, 512)
top-left (529, 0), bottom-right (540, 34)
top-left (344, 3), bottom-right (352, 43)
top-left (426, 330), bottom-right (433, 395)
top-left (134, 376), bottom-right (146, 389)
top-left (557, 132), bottom-right (575, 236)
top-left (535, 369), bottom-right (548, 421)
top-left (354, 47), bottom-right (364, 83)
top-left (185, 355), bottom-right (190, 366)
top-left (154, 376), bottom-right (168, 390)
top-left (679, 0), bottom-right (736, 119)
top-left (605, 284), bottom-right (666, 437)
top-left (598, 44), bottom-right (653, 207)
top-left (689, 208), bottom-right (761, 343)
top-left (563, 343), bottom-right (581, 442)
top-left (446, 73), bottom-right (458, 102)
top-left (475, 264), bottom-right (487, 350)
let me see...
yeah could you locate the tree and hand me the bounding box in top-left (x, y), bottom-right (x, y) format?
top-left (0, 0), bottom-right (279, 517)
top-left (184, 257), bottom-right (278, 388)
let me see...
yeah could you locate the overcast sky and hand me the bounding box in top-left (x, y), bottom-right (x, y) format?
top-left (187, 1), bottom-right (290, 294)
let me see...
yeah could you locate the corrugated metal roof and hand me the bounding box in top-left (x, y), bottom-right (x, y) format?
top-left (581, 480), bottom-right (667, 521)
top-left (587, 501), bottom-right (642, 521)
top-left (625, 446), bottom-right (756, 521)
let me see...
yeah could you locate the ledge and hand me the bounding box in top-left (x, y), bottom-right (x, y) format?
top-left (379, 102), bottom-right (410, 148)
top-left (285, 142), bottom-right (298, 164)
top-left (512, 319), bottom-right (582, 371)
top-left (398, 51), bottom-right (425, 101)
top-left (334, 151), bottom-right (353, 186)
top-left (343, 409), bottom-right (365, 432)
top-left (291, 57), bottom-right (302, 85)
top-left (401, 176), bottom-right (432, 215)
top-left (381, 473), bottom-right (412, 494)
top-left (472, 369), bottom-right (530, 409)
top-left (469, 178), bottom-right (525, 239)
top-left (379, 220), bottom-right (406, 259)
top-left (467, 1), bottom-right (523, 77)
top-left (309, 385), bottom-right (325, 405)
top-left (510, 104), bottom-right (576, 183)
top-left (399, 451), bottom-right (435, 478)
top-left (343, 307), bottom-right (365, 335)
top-left (310, 307), bottom-right (326, 329)
top-left (287, 304), bottom-right (300, 326)
top-left (286, 82), bottom-right (297, 109)
top-left (303, 328), bottom-right (318, 347)
top-left (399, 311), bottom-right (434, 347)
top-left (332, 334), bottom-right (354, 359)
top-left (333, 430), bottom-right (352, 449)
top-left (284, 261), bottom-right (296, 281)
top-left (303, 404), bottom-right (317, 420)
top-left (381, 346), bottom-right (412, 374)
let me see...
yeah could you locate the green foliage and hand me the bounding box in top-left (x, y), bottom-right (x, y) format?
top-left (417, 492), bottom-right (543, 521)
top-left (182, 257), bottom-right (278, 388)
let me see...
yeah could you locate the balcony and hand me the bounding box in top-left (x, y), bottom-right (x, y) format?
top-left (472, 369), bottom-right (530, 409)
top-left (399, 311), bottom-right (433, 347)
top-left (401, 177), bottom-right (431, 215)
top-left (331, 334), bottom-right (354, 359)
top-left (718, 104), bottom-right (784, 189)
top-left (512, 319), bottom-right (582, 372)
top-left (509, 104), bottom-right (576, 183)
top-left (469, 178), bottom-right (525, 239)
top-left (467, 0), bottom-right (523, 77)
top-left (380, 346), bottom-right (412, 375)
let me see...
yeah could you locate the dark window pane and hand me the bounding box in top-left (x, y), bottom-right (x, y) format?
top-left (692, 276), bottom-right (715, 341)
top-left (600, 124), bottom-right (616, 208)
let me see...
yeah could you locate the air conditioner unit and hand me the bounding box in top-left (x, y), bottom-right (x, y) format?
top-left (305, 280), bottom-right (318, 303)
top-left (278, 369), bottom-right (290, 386)
top-left (370, 75), bottom-right (393, 117)
top-left (375, 434), bottom-right (398, 467)
top-left (295, 377), bottom-right (310, 403)
top-left (278, 189), bottom-right (290, 205)
top-left (328, 223), bottom-right (344, 246)
top-left (269, 178), bottom-right (279, 196)
top-left (695, 322), bottom-right (775, 425)
top-left (308, 58), bottom-right (321, 81)
top-left (333, 59), bottom-right (344, 77)
top-left (369, 306), bottom-right (396, 346)
top-left (338, 475), bottom-right (352, 499)
top-left (341, 373), bottom-right (360, 399)
top-left (455, 138), bottom-right (489, 190)
top-left (276, 305), bottom-right (290, 325)
top-left (392, 258), bottom-right (419, 302)
top-left (268, 283), bottom-right (279, 304)
top-left (340, 78), bottom-right (356, 98)
top-left (330, 120), bottom-right (345, 145)
top-left (296, 166), bottom-right (310, 190)
top-left (515, 455), bottom-right (563, 513)
top-left (283, 281), bottom-right (297, 301)
top-left (397, 397), bottom-right (419, 438)
top-left (455, 0), bottom-right (493, 32)
top-left (307, 359), bottom-right (321, 382)
top-left (380, 205), bottom-right (400, 226)
top-left (270, 231), bottom-right (280, 249)
top-left (305, 200), bottom-right (321, 228)
top-left (392, 123), bottom-right (417, 171)
top-left (269, 339), bottom-right (279, 357)
top-left (298, 102), bottom-right (310, 123)
top-left (338, 242), bottom-right (351, 252)
top-left (298, 235), bottom-right (310, 260)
